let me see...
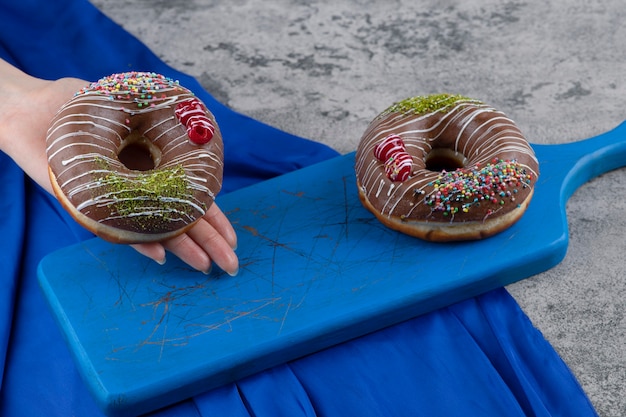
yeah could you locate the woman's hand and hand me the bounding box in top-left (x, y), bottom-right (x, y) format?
top-left (0, 60), bottom-right (238, 275)
top-left (133, 203), bottom-right (239, 275)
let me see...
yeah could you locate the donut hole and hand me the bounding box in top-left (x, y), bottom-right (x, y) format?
top-left (425, 148), bottom-right (467, 172)
top-left (117, 131), bottom-right (162, 171)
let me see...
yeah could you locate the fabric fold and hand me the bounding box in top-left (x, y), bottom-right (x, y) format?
top-left (286, 302), bottom-right (528, 416)
top-left (0, 155), bottom-right (26, 390)
top-left (194, 365), bottom-right (318, 417)
top-left (449, 290), bottom-right (598, 416)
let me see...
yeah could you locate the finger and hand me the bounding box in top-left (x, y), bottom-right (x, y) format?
top-left (162, 232), bottom-right (211, 274)
top-left (204, 203), bottom-right (237, 250)
top-left (131, 242), bottom-right (166, 265)
top-left (188, 218), bottom-right (239, 276)
top-left (161, 220), bottom-right (239, 276)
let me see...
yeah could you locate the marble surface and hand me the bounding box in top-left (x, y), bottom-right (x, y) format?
top-left (92, 1), bottom-right (625, 415)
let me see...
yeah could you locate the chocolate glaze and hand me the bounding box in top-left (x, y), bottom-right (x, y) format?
top-left (355, 95), bottom-right (539, 227)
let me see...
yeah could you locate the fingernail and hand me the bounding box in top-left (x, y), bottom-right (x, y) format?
top-left (202, 265), bottom-right (213, 275)
top-left (156, 256), bottom-right (166, 266)
top-left (227, 267), bottom-right (239, 277)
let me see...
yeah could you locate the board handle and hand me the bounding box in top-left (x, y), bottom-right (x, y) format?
top-left (533, 120), bottom-right (626, 205)
top-left (515, 121), bottom-right (626, 275)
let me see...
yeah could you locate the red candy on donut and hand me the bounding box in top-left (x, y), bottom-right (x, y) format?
top-left (374, 134), bottom-right (406, 162)
top-left (175, 98), bottom-right (215, 145)
top-left (384, 152), bottom-right (413, 182)
top-left (374, 134), bottom-right (412, 182)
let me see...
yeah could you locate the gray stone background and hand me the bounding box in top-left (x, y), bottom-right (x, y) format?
top-left (91, 1), bottom-right (625, 415)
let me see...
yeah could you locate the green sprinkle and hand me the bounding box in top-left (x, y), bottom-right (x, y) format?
top-left (381, 93), bottom-right (481, 116)
top-left (100, 166), bottom-right (189, 202)
top-left (92, 160), bottom-right (204, 228)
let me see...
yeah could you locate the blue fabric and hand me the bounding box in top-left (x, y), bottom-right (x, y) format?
top-left (0, 0), bottom-right (597, 416)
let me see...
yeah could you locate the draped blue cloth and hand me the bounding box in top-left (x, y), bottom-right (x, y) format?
top-left (0, 0), bottom-right (597, 415)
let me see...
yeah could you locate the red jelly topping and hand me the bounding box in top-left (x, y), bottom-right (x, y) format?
top-left (374, 134), bottom-right (405, 162)
top-left (175, 98), bottom-right (215, 145)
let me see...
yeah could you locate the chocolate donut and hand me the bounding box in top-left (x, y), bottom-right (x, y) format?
top-left (355, 94), bottom-right (539, 242)
top-left (46, 72), bottom-right (224, 244)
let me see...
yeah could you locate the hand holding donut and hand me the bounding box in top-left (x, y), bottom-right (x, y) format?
top-left (0, 60), bottom-right (238, 275)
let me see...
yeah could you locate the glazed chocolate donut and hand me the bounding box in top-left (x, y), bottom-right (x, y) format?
top-left (46, 72), bottom-right (224, 244)
top-left (355, 94), bottom-right (539, 242)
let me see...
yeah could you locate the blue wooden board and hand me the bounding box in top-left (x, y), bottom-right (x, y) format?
top-left (38, 122), bottom-right (626, 417)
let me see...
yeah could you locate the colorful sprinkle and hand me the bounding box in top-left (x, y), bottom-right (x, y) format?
top-left (75, 72), bottom-right (183, 108)
top-left (420, 159), bottom-right (533, 216)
